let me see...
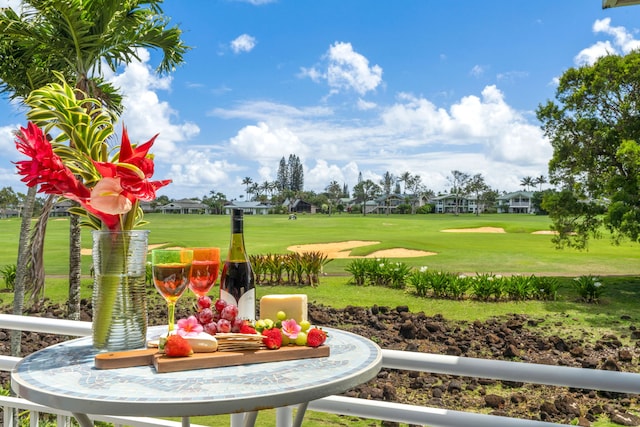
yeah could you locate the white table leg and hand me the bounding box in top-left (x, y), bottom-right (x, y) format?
top-left (275, 406), bottom-right (293, 427)
top-left (230, 413), bottom-right (244, 427)
top-left (292, 402), bottom-right (308, 427)
top-left (181, 416), bottom-right (190, 427)
top-left (72, 413), bottom-right (93, 427)
top-left (242, 411), bottom-right (258, 427)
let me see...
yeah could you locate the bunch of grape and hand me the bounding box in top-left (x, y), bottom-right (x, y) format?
top-left (194, 296), bottom-right (246, 335)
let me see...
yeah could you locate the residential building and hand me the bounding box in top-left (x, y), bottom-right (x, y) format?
top-left (159, 199), bottom-right (210, 214)
top-left (224, 201), bottom-right (273, 215)
top-left (431, 194), bottom-right (474, 214)
top-left (497, 191), bottom-right (536, 214)
top-left (282, 198), bottom-right (318, 214)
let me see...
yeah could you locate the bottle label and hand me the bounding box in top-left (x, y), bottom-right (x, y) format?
top-left (220, 288), bottom-right (256, 321)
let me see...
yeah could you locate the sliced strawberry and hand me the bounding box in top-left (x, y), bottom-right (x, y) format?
top-left (306, 327), bottom-right (327, 347)
top-left (240, 323), bottom-right (258, 335)
top-left (262, 327), bottom-right (282, 349)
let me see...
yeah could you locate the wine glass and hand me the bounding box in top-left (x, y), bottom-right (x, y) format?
top-left (188, 247), bottom-right (221, 298)
top-left (152, 248), bottom-right (193, 333)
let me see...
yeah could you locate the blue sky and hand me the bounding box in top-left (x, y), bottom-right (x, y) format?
top-left (2, 0), bottom-right (640, 201)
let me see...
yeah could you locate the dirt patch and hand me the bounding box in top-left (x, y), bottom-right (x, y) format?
top-left (287, 241), bottom-right (436, 259)
top-left (441, 227), bottom-right (506, 233)
top-left (4, 300), bottom-right (640, 426)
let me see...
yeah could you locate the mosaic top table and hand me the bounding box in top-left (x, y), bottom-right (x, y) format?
top-left (11, 326), bottom-right (382, 427)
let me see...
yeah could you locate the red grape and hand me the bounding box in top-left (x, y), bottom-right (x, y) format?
top-left (217, 318), bottom-right (232, 333)
top-left (203, 321), bottom-right (218, 335)
top-left (197, 295), bottom-right (212, 310)
top-left (214, 299), bottom-right (227, 313)
top-left (221, 304), bottom-right (238, 321)
top-left (197, 307), bottom-right (214, 325)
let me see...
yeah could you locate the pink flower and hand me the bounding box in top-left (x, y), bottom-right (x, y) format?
top-left (281, 319), bottom-right (301, 339)
top-left (176, 316), bottom-right (204, 337)
top-left (89, 178), bottom-right (133, 215)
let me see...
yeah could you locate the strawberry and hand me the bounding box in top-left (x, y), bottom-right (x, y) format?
top-left (306, 327), bottom-right (327, 347)
top-left (163, 334), bottom-right (193, 357)
top-left (239, 323), bottom-right (258, 335)
top-left (262, 327), bottom-right (282, 349)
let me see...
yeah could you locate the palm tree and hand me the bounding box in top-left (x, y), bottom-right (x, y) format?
top-left (242, 177), bottom-right (253, 199)
top-left (520, 176), bottom-right (535, 191)
top-left (534, 175), bottom-right (547, 191)
top-left (380, 171), bottom-right (395, 215)
top-left (399, 171), bottom-right (412, 194)
top-left (0, 0), bottom-right (189, 321)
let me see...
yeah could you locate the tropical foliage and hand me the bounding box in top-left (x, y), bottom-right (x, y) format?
top-left (345, 259), bottom-right (565, 302)
top-left (537, 51), bottom-right (640, 249)
top-left (250, 252), bottom-right (331, 287)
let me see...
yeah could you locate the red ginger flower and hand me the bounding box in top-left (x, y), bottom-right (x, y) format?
top-left (14, 122), bottom-right (171, 231)
top-left (92, 127), bottom-right (171, 202)
top-left (14, 122), bottom-right (91, 199)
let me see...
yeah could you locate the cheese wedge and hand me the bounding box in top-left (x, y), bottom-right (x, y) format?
top-left (185, 332), bottom-right (218, 352)
top-left (260, 294), bottom-right (308, 323)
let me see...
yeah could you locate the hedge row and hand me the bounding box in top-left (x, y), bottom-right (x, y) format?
top-left (344, 258), bottom-right (606, 303)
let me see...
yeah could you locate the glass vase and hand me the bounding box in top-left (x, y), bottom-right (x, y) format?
top-left (91, 230), bottom-right (150, 351)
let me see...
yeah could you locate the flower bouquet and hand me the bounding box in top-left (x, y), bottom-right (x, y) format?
top-left (14, 78), bottom-right (171, 350)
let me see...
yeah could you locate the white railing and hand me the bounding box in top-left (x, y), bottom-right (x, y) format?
top-left (2, 313), bottom-right (639, 427)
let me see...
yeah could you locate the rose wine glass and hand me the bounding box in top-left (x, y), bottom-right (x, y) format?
top-left (188, 247), bottom-right (221, 298)
top-left (152, 248), bottom-right (193, 333)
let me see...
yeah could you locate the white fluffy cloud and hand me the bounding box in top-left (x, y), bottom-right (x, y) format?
top-left (230, 34), bottom-right (257, 54)
top-left (106, 49), bottom-right (200, 161)
top-left (215, 82), bottom-right (552, 195)
top-left (229, 122), bottom-right (308, 162)
top-left (575, 18), bottom-right (640, 66)
top-left (301, 42), bottom-right (383, 96)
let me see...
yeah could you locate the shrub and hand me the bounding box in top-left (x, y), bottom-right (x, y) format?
top-left (504, 275), bottom-right (536, 301)
top-left (533, 276), bottom-right (559, 300)
top-left (345, 258), bottom-right (410, 288)
top-left (407, 269), bottom-right (462, 298)
top-left (469, 273), bottom-right (503, 301)
top-left (407, 267), bottom-right (430, 296)
top-left (250, 252), bottom-right (332, 287)
top-left (448, 274), bottom-right (471, 299)
top-left (572, 275), bottom-right (605, 303)
top-left (1, 264), bottom-right (16, 290)
top-left (345, 258), bottom-right (369, 286)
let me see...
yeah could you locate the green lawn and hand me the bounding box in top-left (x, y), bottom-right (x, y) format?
top-left (1, 213), bottom-right (638, 277)
top-left (1, 213), bottom-right (638, 427)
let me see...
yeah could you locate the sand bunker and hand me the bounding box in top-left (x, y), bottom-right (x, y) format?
top-left (287, 241), bottom-right (436, 259)
top-left (441, 227), bottom-right (506, 233)
top-left (82, 240), bottom-right (436, 259)
top-left (531, 230), bottom-right (558, 235)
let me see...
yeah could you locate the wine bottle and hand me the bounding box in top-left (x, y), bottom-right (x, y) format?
top-left (220, 208), bottom-right (256, 320)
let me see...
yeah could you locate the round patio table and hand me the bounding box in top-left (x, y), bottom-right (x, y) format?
top-left (12, 326), bottom-right (382, 427)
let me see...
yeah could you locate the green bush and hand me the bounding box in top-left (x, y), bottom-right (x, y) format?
top-left (250, 252), bottom-right (332, 287)
top-left (533, 276), bottom-right (559, 301)
top-left (572, 275), bottom-right (605, 303)
top-left (504, 275), bottom-right (536, 301)
top-left (469, 273), bottom-right (504, 301)
top-left (406, 270), bottom-right (562, 303)
top-left (1, 264), bottom-right (16, 290)
top-left (345, 258), bottom-right (411, 288)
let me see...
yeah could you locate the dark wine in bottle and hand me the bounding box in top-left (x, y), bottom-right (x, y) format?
top-left (220, 208), bottom-right (256, 320)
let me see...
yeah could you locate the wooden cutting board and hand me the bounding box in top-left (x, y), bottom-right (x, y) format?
top-left (95, 345), bottom-right (330, 373)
